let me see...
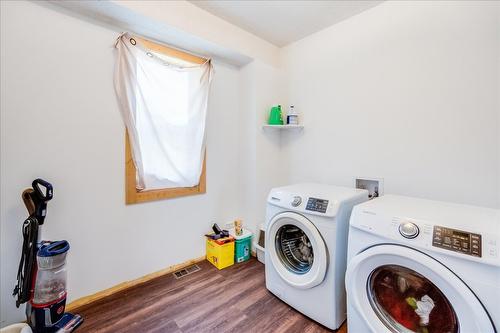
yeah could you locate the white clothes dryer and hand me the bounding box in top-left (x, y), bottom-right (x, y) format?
top-left (265, 183), bottom-right (368, 330)
top-left (346, 195), bottom-right (500, 333)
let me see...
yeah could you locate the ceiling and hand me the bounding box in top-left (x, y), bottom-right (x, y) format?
top-left (189, 1), bottom-right (383, 47)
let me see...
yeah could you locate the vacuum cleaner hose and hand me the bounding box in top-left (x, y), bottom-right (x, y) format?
top-left (12, 216), bottom-right (39, 307)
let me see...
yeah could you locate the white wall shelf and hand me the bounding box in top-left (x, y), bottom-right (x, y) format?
top-left (262, 124), bottom-right (304, 130)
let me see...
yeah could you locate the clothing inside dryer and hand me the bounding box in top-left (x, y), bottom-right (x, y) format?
top-left (368, 264), bottom-right (458, 333)
top-left (275, 224), bottom-right (314, 274)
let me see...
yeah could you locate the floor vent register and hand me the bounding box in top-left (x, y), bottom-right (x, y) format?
top-left (172, 264), bottom-right (201, 279)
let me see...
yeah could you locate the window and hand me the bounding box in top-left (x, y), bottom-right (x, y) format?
top-left (114, 34), bottom-right (212, 204)
top-left (125, 130), bottom-right (206, 204)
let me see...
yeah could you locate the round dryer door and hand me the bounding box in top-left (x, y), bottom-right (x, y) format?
top-left (267, 212), bottom-right (327, 289)
top-left (345, 245), bottom-right (495, 333)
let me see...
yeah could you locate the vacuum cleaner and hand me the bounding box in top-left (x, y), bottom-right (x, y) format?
top-left (13, 179), bottom-right (83, 333)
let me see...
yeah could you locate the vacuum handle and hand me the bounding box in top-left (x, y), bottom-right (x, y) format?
top-left (32, 179), bottom-right (53, 202)
top-left (22, 189), bottom-right (36, 215)
top-left (30, 178), bottom-right (53, 225)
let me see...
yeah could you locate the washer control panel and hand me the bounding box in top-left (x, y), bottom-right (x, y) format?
top-left (432, 226), bottom-right (481, 257)
top-left (306, 197), bottom-right (329, 213)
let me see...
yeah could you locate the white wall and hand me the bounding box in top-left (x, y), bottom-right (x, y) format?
top-left (0, 1), bottom-right (244, 326)
top-left (281, 1), bottom-right (500, 208)
top-left (239, 61), bottom-right (287, 233)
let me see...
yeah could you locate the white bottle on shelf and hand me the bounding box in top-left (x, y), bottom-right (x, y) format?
top-left (287, 105), bottom-right (299, 125)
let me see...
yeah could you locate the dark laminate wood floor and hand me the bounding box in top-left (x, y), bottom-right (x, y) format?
top-left (75, 258), bottom-right (347, 333)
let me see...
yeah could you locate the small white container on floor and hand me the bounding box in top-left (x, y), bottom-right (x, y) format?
top-left (254, 242), bottom-right (265, 264)
top-left (254, 223), bottom-right (265, 264)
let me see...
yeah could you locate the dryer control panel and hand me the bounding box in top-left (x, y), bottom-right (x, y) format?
top-left (306, 197), bottom-right (329, 213)
top-left (432, 226), bottom-right (481, 257)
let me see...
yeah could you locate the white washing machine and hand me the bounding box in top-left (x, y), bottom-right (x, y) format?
top-left (265, 183), bottom-right (368, 330)
top-left (346, 195), bottom-right (500, 333)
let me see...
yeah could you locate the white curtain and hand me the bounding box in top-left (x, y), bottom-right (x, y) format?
top-left (114, 33), bottom-right (213, 190)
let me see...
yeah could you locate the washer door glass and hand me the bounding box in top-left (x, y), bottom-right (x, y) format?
top-left (266, 212), bottom-right (327, 289)
top-left (275, 224), bottom-right (314, 274)
top-left (368, 265), bottom-right (458, 333)
top-left (345, 245), bottom-right (495, 333)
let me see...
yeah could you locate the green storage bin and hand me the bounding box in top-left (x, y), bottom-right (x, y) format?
top-left (229, 228), bottom-right (253, 263)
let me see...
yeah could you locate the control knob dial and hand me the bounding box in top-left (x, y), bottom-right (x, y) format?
top-left (399, 221), bottom-right (419, 239)
top-left (291, 196), bottom-right (302, 207)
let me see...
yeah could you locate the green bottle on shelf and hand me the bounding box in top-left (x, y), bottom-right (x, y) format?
top-left (268, 105), bottom-right (284, 125)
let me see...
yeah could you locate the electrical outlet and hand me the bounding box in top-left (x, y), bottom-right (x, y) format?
top-left (356, 177), bottom-right (384, 200)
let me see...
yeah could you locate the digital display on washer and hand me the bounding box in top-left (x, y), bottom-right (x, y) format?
top-left (432, 226), bottom-right (481, 257)
top-left (306, 197), bottom-right (329, 213)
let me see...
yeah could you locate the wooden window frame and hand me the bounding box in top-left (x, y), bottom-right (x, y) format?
top-left (125, 36), bottom-right (207, 205)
